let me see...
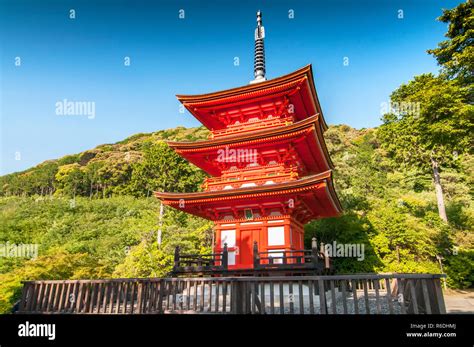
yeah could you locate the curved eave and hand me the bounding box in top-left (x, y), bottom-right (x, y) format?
top-left (155, 171), bottom-right (342, 222)
top-left (176, 65), bottom-right (328, 131)
top-left (166, 115), bottom-right (334, 176)
top-left (167, 114), bottom-right (318, 149)
top-left (157, 171), bottom-right (341, 208)
top-left (326, 171), bottom-right (343, 214)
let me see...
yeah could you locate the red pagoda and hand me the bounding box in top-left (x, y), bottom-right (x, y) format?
top-left (156, 11), bottom-right (342, 272)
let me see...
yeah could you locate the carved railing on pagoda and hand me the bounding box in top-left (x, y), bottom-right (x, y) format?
top-left (171, 238), bottom-right (330, 276)
top-left (202, 166), bottom-right (299, 191)
top-left (210, 115), bottom-right (295, 139)
top-left (172, 245), bottom-right (228, 275)
top-left (254, 238), bottom-right (330, 272)
top-left (219, 163), bottom-right (300, 178)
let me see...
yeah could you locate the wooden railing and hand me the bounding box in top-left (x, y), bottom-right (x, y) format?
top-left (16, 274), bottom-right (446, 314)
top-left (255, 238), bottom-right (329, 268)
top-left (172, 239), bottom-right (329, 275)
top-left (172, 245), bottom-right (228, 275)
top-left (210, 116), bottom-right (294, 138)
top-left (202, 166), bottom-right (298, 191)
top-left (221, 163), bottom-right (292, 175)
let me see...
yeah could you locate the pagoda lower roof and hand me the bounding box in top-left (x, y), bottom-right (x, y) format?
top-left (176, 65), bottom-right (327, 132)
top-left (167, 115), bottom-right (333, 176)
top-left (155, 171), bottom-right (342, 223)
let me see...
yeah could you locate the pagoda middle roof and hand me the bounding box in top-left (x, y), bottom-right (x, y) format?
top-left (154, 170), bottom-right (342, 223)
top-left (167, 115), bottom-right (334, 176)
top-left (176, 65), bottom-right (328, 131)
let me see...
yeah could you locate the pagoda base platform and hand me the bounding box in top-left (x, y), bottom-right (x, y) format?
top-left (170, 266), bottom-right (334, 278)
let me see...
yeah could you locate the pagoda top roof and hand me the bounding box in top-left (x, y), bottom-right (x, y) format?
top-left (155, 170), bottom-right (342, 222)
top-left (176, 65), bottom-right (328, 131)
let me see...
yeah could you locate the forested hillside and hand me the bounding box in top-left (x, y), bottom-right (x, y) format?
top-left (1, 123), bottom-right (472, 312)
top-left (0, 1), bottom-right (472, 313)
top-left (0, 126), bottom-right (210, 198)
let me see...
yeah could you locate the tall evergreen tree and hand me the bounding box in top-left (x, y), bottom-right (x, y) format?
top-left (379, 2), bottom-right (474, 222)
top-left (427, 0), bottom-right (474, 88)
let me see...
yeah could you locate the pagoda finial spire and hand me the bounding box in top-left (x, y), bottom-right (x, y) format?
top-left (250, 10), bottom-right (266, 84)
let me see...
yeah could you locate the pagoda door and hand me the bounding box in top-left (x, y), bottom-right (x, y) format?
top-left (237, 229), bottom-right (260, 268)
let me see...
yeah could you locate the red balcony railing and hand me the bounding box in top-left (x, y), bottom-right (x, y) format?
top-left (210, 116), bottom-right (294, 139)
top-left (203, 166), bottom-right (299, 191)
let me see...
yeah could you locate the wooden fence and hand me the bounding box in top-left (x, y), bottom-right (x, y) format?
top-left (16, 273), bottom-right (446, 315)
top-left (172, 238), bottom-right (329, 276)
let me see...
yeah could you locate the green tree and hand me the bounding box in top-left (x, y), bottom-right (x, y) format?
top-left (83, 161), bottom-right (104, 198)
top-left (130, 141), bottom-right (204, 196)
top-left (54, 164), bottom-right (85, 198)
top-left (95, 158), bottom-right (133, 197)
top-left (380, 2), bottom-right (474, 222)
top-left (379, 74), bottom-right (473, 222)
top-left (129, 141), bottom-right (205, 245)
top-left (427, 0), bottom-right (474, 87)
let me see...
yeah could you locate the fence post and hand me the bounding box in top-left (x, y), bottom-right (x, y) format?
top-left (222, 243), bottom-right (228, 270)
top-left (320, 242), bottom-right (330, 269)
top-left (231, 280), bottom-right (250, 314)
top-left (174, 246), bottom-right (180, 269)
top-left (311, 237), bottom-right (319, 267)
top-left (433, 276), bottom-right (447, 314)
top-left (231, 280), bottom-right (241, 314)
top-left (253, 241), bottom-right (260, 269)
top-left (18, 283), bottom-right (28, 312)
top-left (136, 281), bottom-right (143, 314)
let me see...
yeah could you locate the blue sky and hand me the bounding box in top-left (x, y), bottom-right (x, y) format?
top-left (0, 0), bottom-right (462, 174)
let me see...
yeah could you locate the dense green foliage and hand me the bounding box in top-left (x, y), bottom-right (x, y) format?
top-left (0, 2), bottom-right (472, 313)
top-left (0, 196), bottom-right (211, 313)
top-left (306, 2), bottom-right (473, 285)
top-left (0, 127), bottom-right (212, 313)
top-left (378, 73), bottom-right (472, 170)
top-left (304, 127), bottom-right (473, 287)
